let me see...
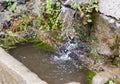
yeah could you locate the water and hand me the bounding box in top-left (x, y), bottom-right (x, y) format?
top-left (9, 43), bottom-right (89, 84)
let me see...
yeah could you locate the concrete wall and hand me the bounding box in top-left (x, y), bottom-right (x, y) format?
top-left (99, 0), bottom-right (120, 20)
top-left (0, 47), bottom-right (48, 84)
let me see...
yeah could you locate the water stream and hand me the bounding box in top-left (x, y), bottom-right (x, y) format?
top-left (9, 41), bottom-right (90, 84)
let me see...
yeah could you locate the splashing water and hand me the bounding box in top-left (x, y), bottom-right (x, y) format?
top-left (53, 36), bottom-right (90, 62)
top-left (53, 37), bottom-right (79, 61)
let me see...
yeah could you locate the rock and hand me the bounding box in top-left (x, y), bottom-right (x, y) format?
top-left (0, 23), bottom-right (2, 30)
top-left (32, 0), bottom-right (42, 16)
top-left (18, 0), bottom-right (30, 4)
top-left (97, 43), bottom-right (112, 56)
top-left (64, 0), bottom-right (94, 5)
top-left (37, 30), bottom-right (62, 48)
top-left (93, 14), bottom-right (120, 56)
top-left (0, 5), bottom-right (4, 12)
top-left (0, 32), bottom-right (5, 38)
top-left (114, 78), bottom-right (120, 84)
top-left (15, 5), bottom-right (27, 13)
top-left (3, 20), bottom-right (11, 29)
top-left (0, 1), bottom-right (8, 12)
top-left (101, 14), bottom-right (120, 33)
top-left (59, 6), bottom-right (75, 37)
top-left (18, 0), bottom-right (26, 4)
top-left (0, 47), bottom-right (48, 84)
top-left (0, 0), bottom-right (29, 28)
top-left (0, 13), bottom-right (4, 23)
top-left (99, 0), bottom-right (120, 20)
top-left (92, 67), bottom-right (120, 84)
top-left (0, 0), bottom-right (16, 2)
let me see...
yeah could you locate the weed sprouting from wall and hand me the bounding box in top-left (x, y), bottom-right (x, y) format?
top-left (36, 0), bottom-right (63, 32)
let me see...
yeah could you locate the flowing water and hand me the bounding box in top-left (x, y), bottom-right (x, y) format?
top-left (9, 42), bottom-right (90, 84)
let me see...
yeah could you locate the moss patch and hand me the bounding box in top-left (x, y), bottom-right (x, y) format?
top-left (34, 42), bottom-right (55, 52)
top-left (27, 38), bottom-right (41, 43)
top-left (81, 67), bottom-right (96, 84)
top-left (27, 38), bottom-right (55, 52)
top-left (114, 78), bottom-right (120, 84)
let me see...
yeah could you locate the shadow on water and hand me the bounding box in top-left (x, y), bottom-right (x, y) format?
top-left (9, 43), bottom-right (89, 84)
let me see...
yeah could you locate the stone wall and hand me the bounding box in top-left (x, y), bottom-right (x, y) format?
top-left (90, 14), bottom-right (119, 58)
top-left (92, 66), bottom-right (120, 84)
top-left (99, 0), bottom-right (120, 20)
top-left (0, 47), bottom-right (47, 84)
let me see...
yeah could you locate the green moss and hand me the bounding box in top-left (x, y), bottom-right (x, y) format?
top-left (34, 41), bottom-right (55, 52)
top-left (2, 35), bottom-right (55, 53)
top-left (0, 32), bottom-right (26, 51)
top-left (81, 67), bottom-right (96, 84)
top-left (114, 78), bottom-right (120, 84)
top-left (27, 38), bottom-right (41, 43)
top-left (111, 34), bottom-right (120, 63)
top-left (23, 38), bottom-right (55, 52)
top-left (87, 71), bottom-right (96, 84)
top-left (113, 57), bottom-right (120, 67)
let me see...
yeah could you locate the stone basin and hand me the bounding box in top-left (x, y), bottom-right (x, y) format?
top-left (0, 48), bottom-right (86, 84)
top-left (0, 47), bottom-right (47, 84)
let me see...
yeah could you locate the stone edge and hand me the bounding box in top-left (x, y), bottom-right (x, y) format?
top-left (0, 47), bottom-right (48, 84)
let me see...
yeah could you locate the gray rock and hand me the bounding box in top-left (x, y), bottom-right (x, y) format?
top-left (32, 0), bottom-right (41, 16)
top-left (0, 5), bottom-right (4, 12)
top-left (99, 0), bottom-right (120, 20)
top-left (15, 5), bottom-right (27, 13)
top-left (0, 32), bottom-right (5, 38)
top-left (0, 1), bottom-right (8, 12)
top-left (18, 0), bottom-right (26, 4)
top-left (101, 14), bottom-right (120, 33)
top-left (92, 67), bottom-right (120, 84)
top-left (64, 0), bottom-right (94, 5)
top-left (59, 6), bottom-right (75, 37)
top-left (0, 47), bottom-right (48, 84)
top-left (93, 14), bottom-right (120, 57)
top-left (0, 13), bottom-right (4, 23)
top-left (0, 0), bottom-right (16, 2)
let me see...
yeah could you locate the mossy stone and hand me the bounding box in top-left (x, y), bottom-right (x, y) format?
top-left (81, 67), bottom-right (96, 84)
top-left (114, 78), bottom-right (120, 84)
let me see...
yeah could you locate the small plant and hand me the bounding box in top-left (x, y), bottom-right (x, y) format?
top-left (72, 1), bottom-right (98, 23)
top-left (20, 24), bottom-right (29, 31)
top-left (82, 67), bottom-right (96, 84)
top-left (71, 1), bottom-right (99, 42)
top-left (106, 80), bottom-right (115, 84)
top-left (111, 34), bottom-right (120, 64)
top-left (7, 0), bottom-right (17, 13)
top-left (0, 31), bottom-right (26, 50)
top-left (36, 0), bottom-right (62, 31)
top-left (0, 11), bottom-right (38, 50)
top-left (10, 13), bottom-right (37, 32)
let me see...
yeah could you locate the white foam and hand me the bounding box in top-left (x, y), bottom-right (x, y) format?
top-left (53, 38), bottom-right (79, 61)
